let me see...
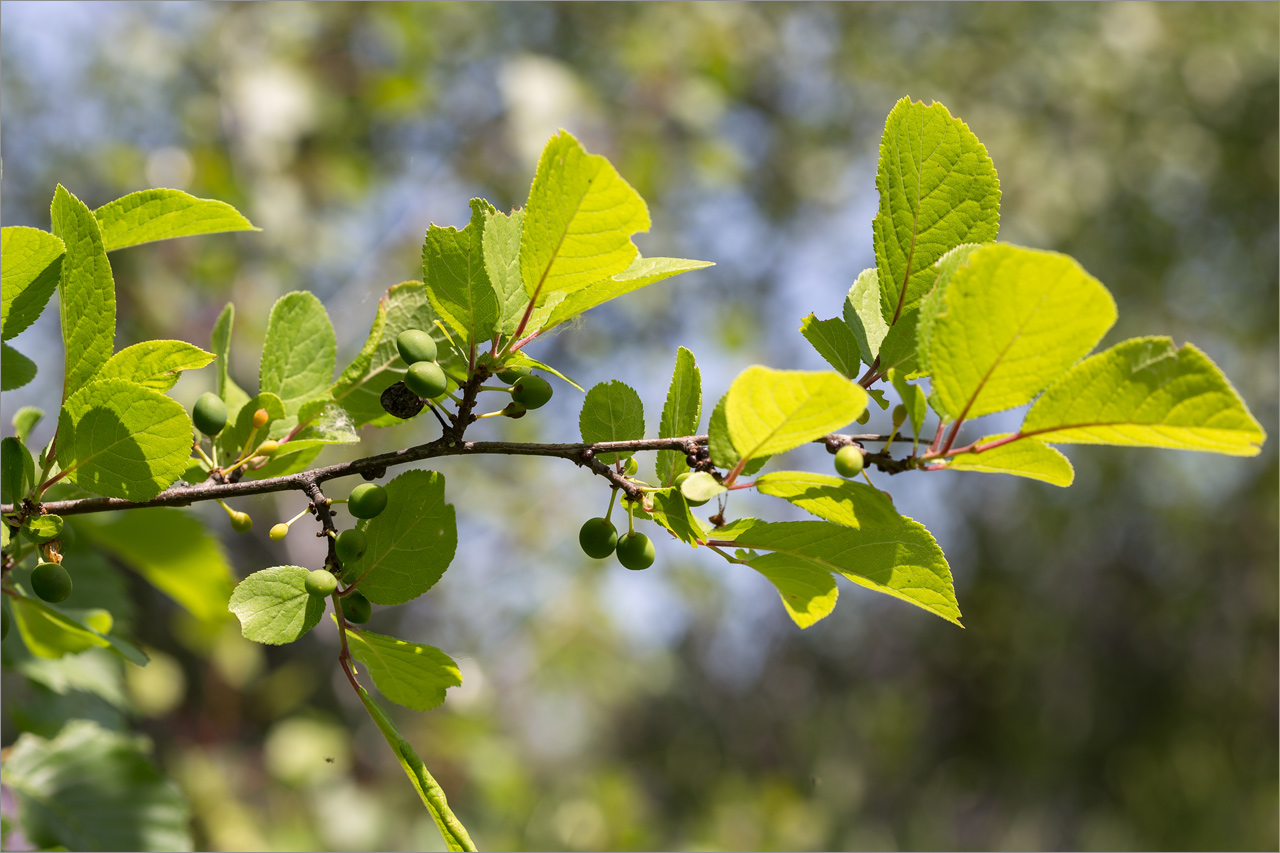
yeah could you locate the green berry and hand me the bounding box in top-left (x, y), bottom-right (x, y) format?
top-left (501, 402), bottom-right (527, 419)
top-left (404, 361), bottom-right (448, 399)
top-left (496, 365), bottom-right (531, 384)
top-left (616, 532), bottom-right (655, 571)
top-left (510, 375), bottom-right (553, 409)
top-left (622, 457), bottom-right (639, 476)
top-left (31, 562), bottom-right (72, 603)
top-left (396, 329), bottom-right (437, 365)
top-left (230, 511), bottom-right (253, 533)
top-left (341, 591), bottom-right (372, 624)
top-left (675, 472), bottom-right (709, 507)
top-left (269, 523), bottom-right (289, 541)
top-left (892, 404), bottom-right (908, 429)
top-left (856, 409), bottom-right (871, 425)
top-left (335, 528), bottom-right (367, 564)
top-left (834, 445), bottom-right (865, 478)
top-left (578, 517), bottom-right (618, 559)
top-left (305, 569), bottom-right (339, 597)
top-left (348, 483), bottom-right (387, 519)
top-left (192, 392), bottom-right (228, 437)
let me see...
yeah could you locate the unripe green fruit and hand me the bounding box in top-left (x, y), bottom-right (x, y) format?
top-left (341, 591), bottom-right (372, 624)
top-left (269, 523), bottom-right (289, 541)
top-left (396, 329), bottom-right (438, 365)
top-left (348, 483), bottom-right (387, 519)
top-left (834, 445), bottom-right (865, 478)
top-left (856, 409), bottom-right (871, 425)
top-left (496, 365), bottom-right (531, 384)
top-left (31, 562), bottom-right (72, 603)
top-left (192, 392), bottom-right (228, 437)
top-left (892, 404), bottom-right (908, 429)
top-left (335, 528), bottom-right (367, 564)
top-left (256, 440), bottom-right (279, 457)
top-left (675, 472), bottom-right (709, 507)
top-left (404, 361), bottom-right (448, 399)
top-left (230, 511), bottom-right (253, 533)
top-left (616, 532), bottom-right (655, 571)
top-left (501, 402), bottom-right (527, 419)
top-left (578, 517), bottom-right (618, 559)
top-left (305, 569), bottom-right (339, 597)
top-left (510, 375), bottom-right (552, 409)
top-left (622, 457), bottom-right (639, 476)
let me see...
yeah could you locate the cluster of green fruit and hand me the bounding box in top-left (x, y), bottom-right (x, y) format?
top-left (396, 330), bottom-right (449, 400)
top-left (579, 516), bottom-right (655, 570)
top-left (291, 481), bottom-right (387, 625)
top-left (491, 363), bottom-right (553, 416)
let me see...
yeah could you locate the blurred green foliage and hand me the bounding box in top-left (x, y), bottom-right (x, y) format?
top-left (1, 2), bottom-right (1275, 850)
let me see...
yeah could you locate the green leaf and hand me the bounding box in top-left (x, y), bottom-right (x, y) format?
top-left (259, 291), bottom-right (336, 426)
top-left (345, 626), bottom-right (462, 711)
top-left (738, 518), bottom-right (960, 625)
top-left (915, 242), bottom-right (985, 377)
top-left (742, 555), bottom-right (839, 629)
top-left (332, 282), bottom-right (450, 427)
top-left (843, 267), bottom-right (888, 368)
top-left (943, 434), bottom-right (1074, 486)
top-left (78, 508), bottom-right (235, 625)
top-left (1021, 337), bottom-right (1267, 456)
top-left (96, 340), bottom-right (214, 392)
top-left (217, 391), bottom-right (284, 462)
top-left (647, 488), bottom-right (708, 547)
top-left (56, 379), bottom-right (193, 502)
top-left (579, 381), bottom-right (645, 464)
top-left (12, 406), bottom-right (44, 444)
top-left (10, 594), bottom-right (148, 666)
top-left (873, 97), bottom-right (1000, 327)
top-left (1, 226), bottom-right (64, 340)
top-left (93, 188), bottom-right (257, 252)
top-left (876, 306), bottom-right (923, 377)
top-left (342, 470), bottom-right (457, 606)
top-left (929, 244), bottom-right (1117, 421)
top-left (1, 342), bottom-right (37, 391)
top-left (14, 648), bottom-right (130, 711)
top-left (725, 367), bottom-right (868, 462)
top-left (800, 314), bottom-right (862, 379)
top-left (707, 394), bottom-right (770, 475)
top-left (891, 370), bottom-right (928, 442)
top-left (1, 720), bottom-right (192, 852)
top-left (520, 131), bottom-right (650, 303)
top-left (2, 436), bottom-right (36, 506)
top-left (755, 471), bottom-right (901, 530)
top-left (541, 256), bottom-right (714, 332)
top-left (484, 207), bottom-right (529, 337)
top-left (23, 514), bottom-right (63, 542)
top-left (500, 352), bottom-right (584, 392)
top-left (352, 684), bottom-right (477, 852)
top-left (423, 198), bottom-right (500, 348)
top-left (50, 186), bottom-right (116, 400)
top-left (679, 471), bottom-right (726, 504)
top-left (228, 566), bottom-right (326, 645)
top-left (210, 303), bottom-right (251, 424)
top-left (657, 347), bottom-right (702, 487)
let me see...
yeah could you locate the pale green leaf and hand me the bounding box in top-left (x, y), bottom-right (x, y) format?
top-left (94, 188), bottom-right (257, 252)
top-left (259, 291), bottom-right (336, 426)
top-left (725, 367), bottom-right (867, 462)
top-left (1, 342), bottom-right (37, 391)
top-left (217, 391), bottom-right (284, 462)
top-left (647, 488), bottom-right (708, 547)
top-left (500, 351), bottom-right (584, 391)
top-left (341, 470), bottom-right (458, 606)
top-left (10, 594), bottom-right (148, 666)
top-left (579, 381), bottom-right (645, 463)
top-left (943, 433), bottom-right (1074, 486)
top-left (873, 98), bottom-right (1000, 326)
top-left (1, 721), bottom-right (192, 852)
top-left (800, 314), bottom-right (861, 379)
top-left (79, 508), bottom-right (235, 625)
top-left (14, 648), bottom-right (130, 711)
top-left (680, 471), bottom-right (726, 504)
top-left (915, 242), bottom-right (985, 376)
top-left (755, 471), bottom-right (901, 530)
top-left (707, 394), bottom-right (770, 475)
top-left (228, 566), bottom-right (326, 645)
top-left (2, 436), bottom-right (35, 505)
top-left (1022, 337), bottom-right (1266, 456)
top-left (23, 514), bottom-right (63, 542)
top-left (210, 303), bottom-right (251, 423)
top-left (743, 555), bottom-right (839, 629)
top-left (12, 406), bottom-right (44, 444)
top-left (56, 379), bottom-right (193, 502)
top-left (97, 340), bottom-right (214, 392)
top-left (423, 198), bottom-right (500, 347)
top-left (50, 186), bottom-right (115, 399)
top-left (484, 207), bottom-right (529, 337)
top-left (736, 518), bottom-right (961, 625)
top-left (542, 256), bottom-right (714, 332)
top-left (1, 226), bottom-right (64, 340)
top-left (657, 346), bottom-right (702, 487)
top-left (876, 307), bottom-right (921, 377)
top-left (520, 131), bottom-right (650, 302)
top-left (353, 684), bottom-right (476, 852)
top-left (345, 626), bottom-right (462, 711)
top-left (929, 244), bottom-right (1116, 420)
top-left (891, 370), bottom-right (928, 441)
top-left (842, 267), bottom-right (887, 368)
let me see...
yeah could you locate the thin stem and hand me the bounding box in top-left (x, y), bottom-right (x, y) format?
top-left (604, 487), bottom-right (617, 523)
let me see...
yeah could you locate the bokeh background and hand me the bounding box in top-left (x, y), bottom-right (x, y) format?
top-left (2, 2), bottom-right (1276, 850)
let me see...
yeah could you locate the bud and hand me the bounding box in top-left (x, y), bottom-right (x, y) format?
top-left (269, 523), bottom-right (289, 541)
top-left (892, 404), bottom-right (908, 431)
top-left (252, 408), bottom-right (270, 429)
